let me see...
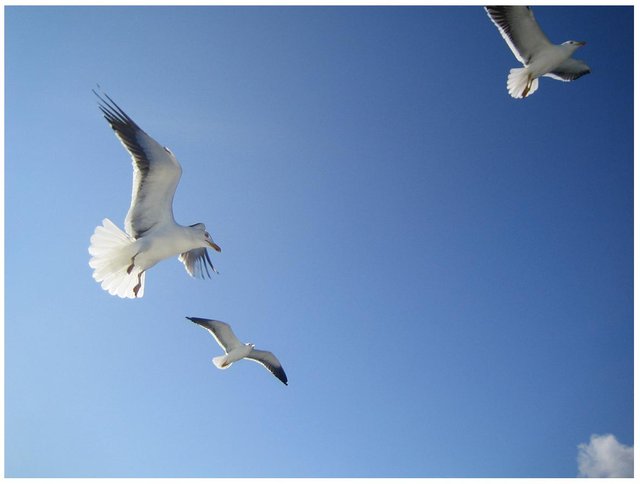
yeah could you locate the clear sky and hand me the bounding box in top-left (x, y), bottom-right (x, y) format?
top-left (5, 5), bottom-right (634, 478)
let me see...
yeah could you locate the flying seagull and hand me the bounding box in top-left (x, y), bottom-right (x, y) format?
top-left (187, 317), bottom-right (288, 386)
top-left (88, 91), bottom-right (222, 298)
top-left (485, 6), bottom-right (590, 98)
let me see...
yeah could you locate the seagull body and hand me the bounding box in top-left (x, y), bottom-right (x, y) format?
top-left (88, 92), bottom-right (221, 298)
top-left (187, 317), bottom-right (288, 385)
top-left (485, 6), bottom-right (590, 98)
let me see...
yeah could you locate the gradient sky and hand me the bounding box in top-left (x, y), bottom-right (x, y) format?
top-left (5, 5), bottom-right (634, 478)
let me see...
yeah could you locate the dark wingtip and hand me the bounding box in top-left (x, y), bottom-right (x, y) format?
top-left (187, 316), bottom-right (210, 326)
top-left (278, 370), bottom-right (289, 386)
top-left (92, 88), bottom-right (139, 129)
top-left (203, 249), bottom-right (217, 278)
top-left (92, 86), bottom-right (108, 106)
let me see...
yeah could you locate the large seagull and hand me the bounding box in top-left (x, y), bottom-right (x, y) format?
top-left (485, 6), bottom-right (591, 98)
top-left (187, 317), bottom-right (288, 386)
top-left (89, 91), bottom-right (221, 298)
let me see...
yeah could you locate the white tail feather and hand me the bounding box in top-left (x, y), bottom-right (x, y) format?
top-left (212, 355), bottom-right (232, 369)
top-left (88, 218), bottom-right (145, 298)
top-left (507, 67), bottom-right (539, 99)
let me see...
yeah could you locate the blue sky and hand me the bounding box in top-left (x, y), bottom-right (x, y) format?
top-left (5, 5), bottom-right (633, 478)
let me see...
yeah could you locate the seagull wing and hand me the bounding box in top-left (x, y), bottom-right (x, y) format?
top-left (179, 247), bottom-right (217, 279)
top-left (187, 317), bottom-right (243, 352)
top-left (485, 6), bottom-right (553, 65)
top-left (246, 349), bottom-right (288, 385)
top-left (544, 58), bottom-right (591, 81)
top-left (95, 91), bottom-right (182, 238)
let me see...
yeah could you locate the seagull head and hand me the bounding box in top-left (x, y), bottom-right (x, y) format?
top-left (189, 223), bottom-right (222, 252)
top-left (563, 40), bottom-right (586, 50)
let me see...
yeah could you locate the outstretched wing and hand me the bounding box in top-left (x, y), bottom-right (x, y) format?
top-left (186, 317), bottom-right (243, 353)
top-left (544, 58), bottom-right (591, 81)
top-left (485, 6), bottom-right (553, 65)
top-left (94, 90), bottom-right (182, 238)
top-left (246, 349), bottom-right (288, 385)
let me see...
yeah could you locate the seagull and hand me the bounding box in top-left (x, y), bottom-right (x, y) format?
top-left (88, 91), bottom-right (222, 298)
top-left (187, 317), bottom-right (288, 386)
top-left (485, 6), bottom-right (590, 98)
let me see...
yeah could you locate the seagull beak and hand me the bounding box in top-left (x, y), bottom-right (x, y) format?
top-left (208, 240), bottom-right (222, 252)
top-left (577, 41), bottom-right (586, 46)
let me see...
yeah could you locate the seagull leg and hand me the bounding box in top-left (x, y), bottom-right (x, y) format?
top-left (522, 75), bottom-right (533, 98)
top-left (133, 271), bottom-right (144, 298)
top-left (126, 253), bottom-right (140, 274)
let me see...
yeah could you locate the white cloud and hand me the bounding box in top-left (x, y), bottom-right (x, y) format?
top-left (577, 434), bottom-right (634, 478)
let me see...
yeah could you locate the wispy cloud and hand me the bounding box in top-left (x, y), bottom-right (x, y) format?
top-left (577, 434), bottom-right (633, 478)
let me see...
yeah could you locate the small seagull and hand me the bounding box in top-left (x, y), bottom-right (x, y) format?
top-left (485, 6), bottom-right (590, 98)
top-left (88, 91), bottom-right (222, 298)
top-left (187, 317), bottom-right (288, 386)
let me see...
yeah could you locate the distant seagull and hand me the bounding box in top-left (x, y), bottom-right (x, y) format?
top-left (485, 6), bottom-right (590, 98)
top-left (187, 317), bottom-right (288, 385)
top-left (88, 91), bottom-right (222, 298)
